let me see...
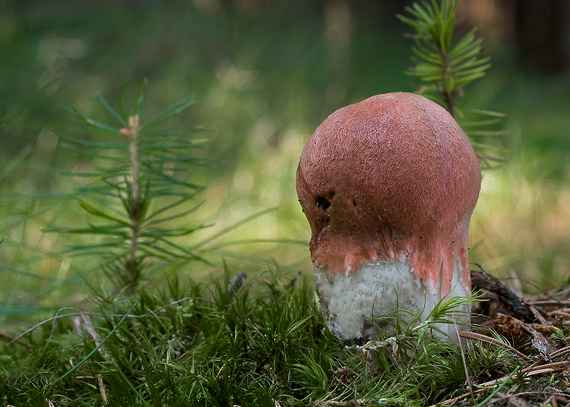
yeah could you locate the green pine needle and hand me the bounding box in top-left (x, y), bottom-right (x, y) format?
top-left (54, 81), bottom-right (210, 291)
top-left (399, 0), bottom-right (508, 167)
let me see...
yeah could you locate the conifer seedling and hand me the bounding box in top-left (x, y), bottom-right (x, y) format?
top-left (53, 80), bottom-right (210, 292)
top-left (398, 0), bottom-right (508, 166)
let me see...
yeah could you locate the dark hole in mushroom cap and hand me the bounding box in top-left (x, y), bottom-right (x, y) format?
top-left (316, 196), bottom-right (331, 211)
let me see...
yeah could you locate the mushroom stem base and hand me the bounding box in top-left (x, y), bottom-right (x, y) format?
top-left (314, 259), bottom-right (470, 342)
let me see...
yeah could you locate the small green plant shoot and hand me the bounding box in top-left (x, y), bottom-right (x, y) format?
top-left (399, 0), bottom-right (508, 167)
top-left (54, 80), bottom-right (210, 291)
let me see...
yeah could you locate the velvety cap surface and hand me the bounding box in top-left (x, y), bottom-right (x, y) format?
top-left (296, 92), bottom-right (481, 294)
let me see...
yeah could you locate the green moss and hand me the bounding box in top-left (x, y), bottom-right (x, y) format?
top-left (1, 269), bottom-right (518, 406)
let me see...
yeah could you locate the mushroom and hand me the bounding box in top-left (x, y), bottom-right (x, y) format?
top-left (296, 92), bottom-right (481, 342)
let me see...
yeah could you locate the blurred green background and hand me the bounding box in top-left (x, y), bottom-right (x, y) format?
top-left (1, 0), bottom-right (570, 328)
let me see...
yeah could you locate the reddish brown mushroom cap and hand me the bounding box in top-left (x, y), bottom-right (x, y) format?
top-left (296, 92), bottom-right (481, 298)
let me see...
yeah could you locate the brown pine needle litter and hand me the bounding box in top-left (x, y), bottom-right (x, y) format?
top-left (437, 281), bottom-right (570, 407)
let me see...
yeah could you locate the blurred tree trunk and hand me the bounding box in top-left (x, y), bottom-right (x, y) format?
top-left (515, 0), bottom-right (570, 74)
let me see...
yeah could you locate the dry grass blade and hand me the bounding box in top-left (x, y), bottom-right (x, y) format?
top-left (551, 310), bottom-right (570, 319)
top-left (432, 386), bottom-right (569, 407)
top-left (529, 305), bottom-right (548, 325)
top-left (484, 392), bottom-right (570, 406)
top-left (98, 375), bottom-right (108, 404)
top-left (529, 300), bottom-right (570, 307)
top-left (10, 297), bottom-right (213, 344)
top-left (493, 392), bottom-right (533, 407)
top-left (455, 323), bottom-right (475, 403)
top-left (429, 388), bottom-right (488, 406)
top-left (313, 400), bottom-right (370, 406)
top-left (525, 361), bottom-right (570, 374)
top-left (479, 361), bottom-right (570, 387)
top-left (549, 345), bottom-right (570, 359)
top-left (458, 331), bottom-right (531, 361)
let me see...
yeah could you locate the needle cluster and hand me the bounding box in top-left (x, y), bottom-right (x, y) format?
top-left (52, 80), bottom-right (210, 291)
top-left (398, 0), bottom-right (508, 167)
